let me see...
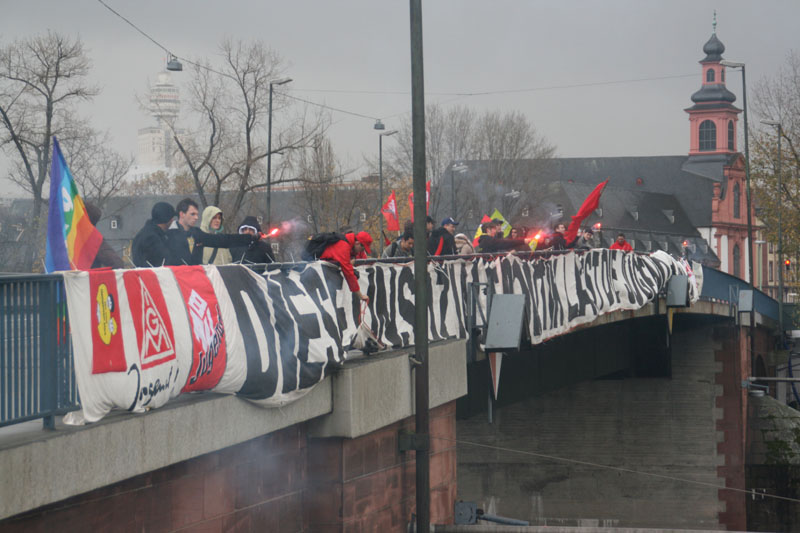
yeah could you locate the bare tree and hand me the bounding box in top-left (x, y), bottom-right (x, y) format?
top-left (159, 39), bottom-right (326, 223)
top-left (383, 104), bottom-right (555, 226)
top-left (0, 32), bottom-right (99, 270)
top-left (293, 134), bottom-right (367, 234)
top-left (751, 51), bottom-right (800, 258)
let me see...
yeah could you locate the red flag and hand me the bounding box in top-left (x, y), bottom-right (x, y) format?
top-left (472, 214), bottom-right (493, 247)
top-left (408, 181), bottom-right (431, 222)
top-left (381, 191), bottom-right (401, 231)
top-left (565, 179), bottom-right (609, 245)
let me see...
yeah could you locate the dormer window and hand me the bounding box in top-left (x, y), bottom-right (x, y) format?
top-left (699, 120), bottom-right (716, 151)
top-left (628, 206), bottom-right (639, 221)
top-left (706, 69), bottom-right (715, 83)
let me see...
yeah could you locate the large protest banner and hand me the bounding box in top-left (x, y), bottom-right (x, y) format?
top-left (62, 250), bottom-right (698, 423)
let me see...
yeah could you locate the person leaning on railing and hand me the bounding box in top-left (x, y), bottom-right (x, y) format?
top-left (131, 202), bottom-right (176, 268)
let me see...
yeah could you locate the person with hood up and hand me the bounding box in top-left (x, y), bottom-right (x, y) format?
top-left (198, 206), bottom-right (232, 265)
top-left (231, 216), bottom-right (275, 264)
top-left (131, 202), bottom-right (176, 267)
top-left (320, 231), bottom-right (373, 302)
top-left (454, 233), bottom-right (475, 255)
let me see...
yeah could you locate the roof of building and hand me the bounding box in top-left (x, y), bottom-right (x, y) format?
top-left (701, 32), bottom-right (725, 62)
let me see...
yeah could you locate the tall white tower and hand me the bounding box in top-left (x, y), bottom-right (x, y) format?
top-left (136, 71), bottom-right (182, 169)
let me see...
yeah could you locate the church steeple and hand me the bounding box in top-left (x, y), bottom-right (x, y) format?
top-left (685, 26), bottom-right (741, 155)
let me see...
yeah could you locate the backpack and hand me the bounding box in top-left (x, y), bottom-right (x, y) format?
top-left (302, 232), bottom-right (347, 261)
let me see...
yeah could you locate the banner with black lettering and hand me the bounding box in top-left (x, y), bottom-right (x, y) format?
top-left (62, 250), bottom-right (699, 422)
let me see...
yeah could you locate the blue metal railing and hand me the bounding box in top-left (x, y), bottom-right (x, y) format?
top-left (699, 267), bottom-right (779, 321)
top-left (0, 273), bottom-right (79, 429)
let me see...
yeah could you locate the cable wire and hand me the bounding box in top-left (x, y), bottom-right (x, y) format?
top-left (437, 436), bottom-right (800, 504)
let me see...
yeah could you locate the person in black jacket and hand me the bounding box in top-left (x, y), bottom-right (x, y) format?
top-left (428, 217), bottom-right (458, 256)
top-left (131, 202), bottom-right (176, 267)
top-left (477, 221), bottom-right (527, 253)
top-left (569, 228), bottom-right (594, 251)
top-left (231, 216), bottom-right (276, 264)
top-left (547, 223), bottom-right (567, 251)
top-left (166, 198), bottom-right (259, 266)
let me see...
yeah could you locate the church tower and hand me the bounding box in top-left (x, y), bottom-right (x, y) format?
top-left (685, 29), bottom-right (741, 155)
top-left (682, 21), bottom-right (752, 283)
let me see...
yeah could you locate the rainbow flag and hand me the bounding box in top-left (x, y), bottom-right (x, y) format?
top-left (45, 137), bottom-right (103, 272)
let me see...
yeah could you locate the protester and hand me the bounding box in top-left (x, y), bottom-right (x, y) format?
top-left (548, 223), bottom-right (567, 251)
top-left (231, 215), bottom-right (275, 264)
top-left (426, 216), bottom-right (435, 238)
top-left (609, 232), bottom-right (633, 252)
top-left (85, 201), bottom-right (124, 269)
top-left (454, 233), bottom-right (475, 255)
top-left (166, 198), bottom-right (256, 266)
top-left (198, 206), bottom-right (232, 265)
top-left (131, 202), bottom-right (176, 268)
top-left (570, 228), bottom-right (595, 251)
top-left (476, 220), bottom-right (527, 253)
top-left (382, 231), bottom-right (414, 258)
top-left (320, 231), bottom-right (373, 301)
top-left (428, 217), bottom-right (458, 256)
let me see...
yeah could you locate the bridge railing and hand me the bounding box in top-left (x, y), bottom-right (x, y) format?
top-left (0, 273), bottom-right (79, 429)
top-left (699, 267), bottom-right (779, 321)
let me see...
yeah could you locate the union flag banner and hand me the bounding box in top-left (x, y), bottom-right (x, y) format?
top-left (381, 191), bottom-right (401, 231)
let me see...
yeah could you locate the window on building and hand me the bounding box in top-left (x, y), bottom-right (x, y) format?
top-left (727, 120), bottom-right (734, 150)
top-left (706, 69), bottom-right (715, 82)
top-left (733, 183), bottom-right (741, 219)
top-left (769, 261), bottom-right (774, 282)
top-left (699, 120), bottom-right (716, 151)
top-left (733, 244), bottom-right (741, 278)
top-left (721, 69), bottom-right (725, 82)
top-left (359, 212), bottom-right (367, 222)
top-left (769, 243), bottom-right (774, 253)
top-left (110, 219), bottom-right (118, 230)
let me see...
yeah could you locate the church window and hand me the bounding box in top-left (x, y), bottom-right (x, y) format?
top-left (721, 69), bottom-right (725, 82)
top-left (733, 244), bottom-right (741, 278)
top-left (733, 182), bottom-right (741, 219)
top-left (699, 120), bottom-right (716, 151)
top-left (727, 120), bottom-right (734, 150)
top-left (706, 69), bottom-right (715, 82)
top-left (769, 261), bottom-right (774, 282)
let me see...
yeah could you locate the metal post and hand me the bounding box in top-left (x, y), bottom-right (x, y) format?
top-left (267, 82), bottom-right (275, 229)
top-left (777, 124), bottom-right (784, 335)
top-left (451, 166), bottom-right (455, 220)
top-left (379, 134), bottom-right (384, 253)
top-left (409, 0), bottom-right (430, 531)
top-left (741, 65), bottom-right (754, 291)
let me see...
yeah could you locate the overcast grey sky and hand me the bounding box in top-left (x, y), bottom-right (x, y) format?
top-left (1, 0), bottom-right (798, 197)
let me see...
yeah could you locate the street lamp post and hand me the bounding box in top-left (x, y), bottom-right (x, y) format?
top-left (763, 119), bottom-right (784, 334)
top-left (378, 130), bottom-right (398, 253)
top-left (721, 60), bottom-right (756, 369)
top-left (266, 77), bottom-right (292, 228)
top-left (720, 61), bottom-right (754, 288)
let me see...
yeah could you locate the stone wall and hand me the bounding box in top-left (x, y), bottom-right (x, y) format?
top-left (457, 316), bottom-right (742, 529)
top-left (0, 402), bottom-right (458, 532)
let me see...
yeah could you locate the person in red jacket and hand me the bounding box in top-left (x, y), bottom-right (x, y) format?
top-left (320, 231), bottom-right (373, 301)
top-left (609, 232), bottom-right (633, 252)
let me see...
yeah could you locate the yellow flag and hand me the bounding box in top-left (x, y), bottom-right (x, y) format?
top-left (489, 209), bottom-right (512, 237)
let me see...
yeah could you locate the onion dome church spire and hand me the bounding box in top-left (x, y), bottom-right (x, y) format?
top-left (685, 16), bottom-right (741, 156)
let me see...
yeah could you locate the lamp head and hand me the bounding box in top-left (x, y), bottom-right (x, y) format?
top-left (374, 119), bottom-right (386, 130)
top-left (381, 129), bottom-right (398, 137)
top-left (271, 77), bottom-right (293, 86)
top-left (761, 119), bottom-right (781, 127)
top-left (166, 54), bottom-right (183, 72)
top-left (720, 60), bottom-right (744, 69)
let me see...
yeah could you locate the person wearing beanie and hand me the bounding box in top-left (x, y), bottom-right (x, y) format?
top-left (320, 230), bottom-right (372, 302)
top-left (84, 201), bottom-right (124, 269)
top-left (231, 215), bottom-right (275, 264)
top-left (131, 202), bottom-right (176, 267)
